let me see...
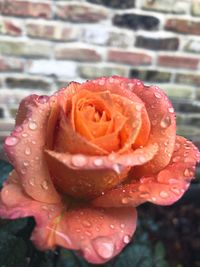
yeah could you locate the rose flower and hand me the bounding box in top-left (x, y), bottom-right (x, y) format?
top-left (0, 76), bottom-right (199, 264)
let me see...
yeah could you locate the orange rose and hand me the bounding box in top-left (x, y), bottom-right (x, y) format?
top-left (0, 76), bottom-right (199, 264)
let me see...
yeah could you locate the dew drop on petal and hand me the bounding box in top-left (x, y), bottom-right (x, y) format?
top-left (25, 146), bottom-right (31, 155)
top-left (168, 107), bottom-right (174, 113)
top-left (72, 155), bottom-right (87, 167)
top-left (22, 133), bottom-right (28, 138)
top-left (184, 168), bottom-right (190, 177)
top-left (82, 220), bottom-right (92, 228)
top-left (93, 158), bottom-right (104, 167)
top-left (121, 197), bottom-right (130, 204)
top-left (110, 224), bottom-right (115, 229)
top-left (5, 136), bottom-right (19, 146)
top-left (159, 191), bottom-right (169, 198)
top-left (41, 180), bottom-right (49, 190)
top-left (28, 121), bottom-right (37, 130)
top-left (29, 177), bottom-right (35, 186)
top-left (23, 160), bottom-right (29, 167)
top-left (154, 92), bottom-right (161, 99)
top-left (160, 114), bottom-right (171, 129)
top-left (92, 237), bottom-right (115, 259)
top-left (120, 223), bottom-right (125, 229)
top-left (170, 187), bottom-right (180, 195)
top-left (123, 235), bottom-right (131, 244)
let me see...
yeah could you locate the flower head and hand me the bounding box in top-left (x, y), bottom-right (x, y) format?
top-left (0, 76), bottom-right (199, 264)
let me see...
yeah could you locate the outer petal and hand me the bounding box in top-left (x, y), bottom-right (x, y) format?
top-left (131, 81), bottom-right (176, 175)
top-left (4, 95), bottom-right (60, 203)
top-left (0, 171), bottom-right (137, 264)
top-left (92, 136), bottom-right (200, 207)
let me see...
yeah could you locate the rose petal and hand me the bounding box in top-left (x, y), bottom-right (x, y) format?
top-left (132, 82), bottom-right (176, 175)
top-left (4, 95), bottom-right (60, 203)
top-left (45, 149), bottom-right (130, 199)
top-left (92, 136), bottom-right (199, 207)
top-left (52, 207), bottom-right (137, 264)
top-left (54, 112), bottom-right (108, 155)
top-left (0, 171), bottom-right (137, 264)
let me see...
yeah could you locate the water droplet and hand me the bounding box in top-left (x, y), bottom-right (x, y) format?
top-left (72, 155), bottom-right (87, 167)
top-left (92, 237), bottom-right (114, 259)
top-left (28, 121), bottom-right (37, 130)
top-left (110, 224), bottom-right (115, 229)
top-left (159, 191), bottom-right (169, 198)
top-left (121, 197), bottom-right (130, 204)
top-left (184, 168), bottom-right (190, 177)
top-left (151, 197), bottom-right (157, 202)
top-left (160, 114), bottom-right (171, 129)
top-left (41, 180), bottom-right (49, 190)
top-left (5, 136), bottom-right (18, 146)
top-left (93, 158), bottom-right (104, 166)
top-left (123, 235), bottom-right (131, 244)
top-left (138, 155), bottom-right (146, 163)
top-left (29, 177), bottom-right (35, 186)
top-left (120, 223), bottom-right (125, 229)
top-left (170, 187), bottom-right (180, 195)
top-left (82, 220), bottom-right (91, 228)
top-left (22, 133), bottom-right (28, 138)
top-left (139, 192), bottom-right (150, 198)
top-left (85, 230), bottom-right (92, 237)
top-left (154, 92), bottom-right (161, 99)
top-left (23, 160), bottom-right (29, 166)
top-left (168, 107), bottom-right (174, 113)
top-left (76, 229), bottom-right (81, 233)
top-left (25, 146), bottom-right (31, 155)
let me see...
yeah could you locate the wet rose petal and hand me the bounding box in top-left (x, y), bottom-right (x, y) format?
top-left (4, 95), bottom-right (60, 203)
top-left (0, 171), bottom-right (137, 265)
top-left (92, 136), bottom-right (199, 207)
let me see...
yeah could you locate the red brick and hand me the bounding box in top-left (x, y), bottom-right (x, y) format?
top-left (165, 19), bottom-right (200, 35)
top-left (158, 55), bottom-right (199, 69)
top-left (0, 18), bottom-right (22, 36)
top-left (26, 21), bottom-right (80, 41)
top-left (55, 46), bottom-right (101, 62)
top-left (56, 3), bottom-right (108, 23)
top-left (108, 50), bottom-right (152, 66)
top-left (0, 57), bottom-right (24, 71)
top-left (0, 0), bottom-right (52, 19)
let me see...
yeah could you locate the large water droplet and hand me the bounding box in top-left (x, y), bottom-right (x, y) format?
top-left (160, 114), bottom-right (171, 129)
top-left (92, 237), bottom-right (115, 259)
top-left (5, 136), bottom-right (19, 146)
top-left (72, 155), bottom-right (87, 167)
top-left (123, 235), bottom-right (131, 244)
top-left (23, 160), bottom-right (29, 167)
top-left (168, 107), bottom-right (174, 113)
top-left (29, 121), bottom-right (37, 130)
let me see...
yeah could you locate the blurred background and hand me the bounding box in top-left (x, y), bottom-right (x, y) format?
top-left (0, 0), bottom-right (200, 267)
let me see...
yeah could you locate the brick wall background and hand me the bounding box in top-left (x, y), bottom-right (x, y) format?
top-left (0, 0), bottom-right (200, 160)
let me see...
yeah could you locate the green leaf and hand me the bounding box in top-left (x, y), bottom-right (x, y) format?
top-left (0, 160), bottom-right (13, 187)
top-left (0, 231), bottom-right (27, 267)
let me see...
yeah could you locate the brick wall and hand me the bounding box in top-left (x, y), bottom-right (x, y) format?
top-left (0, 0), bottom-right (200, 159)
